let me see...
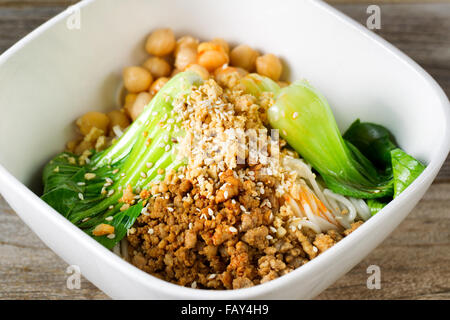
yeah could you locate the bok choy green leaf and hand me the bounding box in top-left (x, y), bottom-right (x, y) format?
top-left (391, 148), bottom-right (426, 198)
top-left (41, 71), bottom-right (204, 249)
top-left (267, 80), bottom-right (393, 199)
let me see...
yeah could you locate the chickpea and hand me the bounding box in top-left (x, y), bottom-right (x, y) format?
top-left (123, 66), bottom-right (153, 93)
top-left (197, 42), bottom-right (229, 72)
top-left (175, 36), bottom-right (199, 55)
top-left (145, 28), bottom-right (176, 56)
top-left (255, 54), bottom-right (283, 81)
top-left (214, 66), bottom-right (248, 88)
top-left (185, 64), bottom-right (210, 80)
top-left (142, 57), bottom-right (172, 78)
top-left (175, 46), bottom-right (197, 70)
top-left (212, 38), bottom-right (230, 55)
top-left (150, 77), bottom-right (169, 95)
top-left (126, 92), bottom-right (152, 121)
top-left (230, 45), bottom-right (259, 72)
top-left (76, 111), bottom-right (110, 136)
top-left (107, 110), bottom-right (130, 132)
top-left (123, 93), bottom-right (137, 110)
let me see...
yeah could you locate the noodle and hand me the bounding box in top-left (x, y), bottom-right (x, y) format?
top-left (282, 156), bottom-right (366, 233)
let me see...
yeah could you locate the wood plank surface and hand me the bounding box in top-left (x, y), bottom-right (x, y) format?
top-left (0, 0), bottom-right (449, 300)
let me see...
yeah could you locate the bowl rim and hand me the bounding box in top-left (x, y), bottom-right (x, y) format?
top-left (0, 0), bottom-right (449, 299)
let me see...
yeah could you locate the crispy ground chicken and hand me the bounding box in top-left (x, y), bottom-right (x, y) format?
top-left (126, 79), bottom-right (363, 290)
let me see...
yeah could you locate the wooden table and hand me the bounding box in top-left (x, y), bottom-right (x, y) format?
top-left (0, 0), bottom-right (449, 300)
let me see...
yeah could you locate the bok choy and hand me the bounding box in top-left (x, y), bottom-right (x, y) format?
top-left (41, 71), bottom-right (203, 248)
top-left (267, 80), bottom-right (393, 199)
top-left (259, 79), bottom-right (425, 203)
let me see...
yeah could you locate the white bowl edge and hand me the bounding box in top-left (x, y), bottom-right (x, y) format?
top-left (0, 0), bottom-right (449, 299)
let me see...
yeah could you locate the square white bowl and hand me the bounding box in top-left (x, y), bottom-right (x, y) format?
top-left (0, 0), bottom-right (449, 299)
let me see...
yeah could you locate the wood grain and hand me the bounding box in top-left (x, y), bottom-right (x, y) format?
top-left (0, 0), bottom-right (449, 300)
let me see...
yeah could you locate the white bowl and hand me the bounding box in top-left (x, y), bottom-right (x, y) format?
top-left (0, 0), bottom-right (449, 300)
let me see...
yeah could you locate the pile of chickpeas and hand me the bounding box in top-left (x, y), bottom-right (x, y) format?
top-left (70, 28), bottom-right (284, 155)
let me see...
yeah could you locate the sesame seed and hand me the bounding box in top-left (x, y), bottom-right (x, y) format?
top-left (266, 235), bottom-right (273, 240)
top-left (297, 224), bottom-right (302, 230)
top-left (108, 205), bottom-right (114, 210)
top-left (107, 234), bottom-right (116, 239)
top-left (167, 207), bottom-right (174, 212)
top-left (148, 228), bottom-right (154, 235)
top-left (208, 208), bottom-right (214, 216)
top-left (165, 144), bottom-right (171, 152)
top-left (146, 162), bottom-right (153, 168)
top-left (78, 193), bottom-right (84, 200)
top-left (313, 246), bottom-right (318, 253)
top-left (229, 226), bottom-right (238, 233)
top-left (270, 226), bottom-right (277, 233)
top-left (188, 222), bottom-right (193, 229)
top-left (292, 112), bottom-right (299, 119)
top-left (140, 172), bottom-right (147, 179)
top-left (107, 189), bottom-right (114, 197)
top-left (77, 182), bottom-right (85, 186)
top-left (84, 173), bottom-right (96, 180)
top-left (105, 177), bottom-right (113, 184)
top-left (105, 216), bottom-right (113, 221)
top-left (208, 274), bottom-right (216, 280)
top-left (224, 191), bottom-right (229, 199)
top-left (191, 281), bottom-right (197, 289)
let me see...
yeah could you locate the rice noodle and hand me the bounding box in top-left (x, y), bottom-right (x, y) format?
top-left (302, 202), bottom-right (338, 231)
top-left (292, 219), bottom-right (322, 234)
top-left (350, 197), bottom-right (371, 221)
top-left (323, 189), bottom-right (356, 229)
top-left (283, 157), bottom-right (334, 211)
top-left (282, 156), bottom-right (367, 234)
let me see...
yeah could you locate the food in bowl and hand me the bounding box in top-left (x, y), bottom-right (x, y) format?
top-left (40, 28), bottom-right (426, 290)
